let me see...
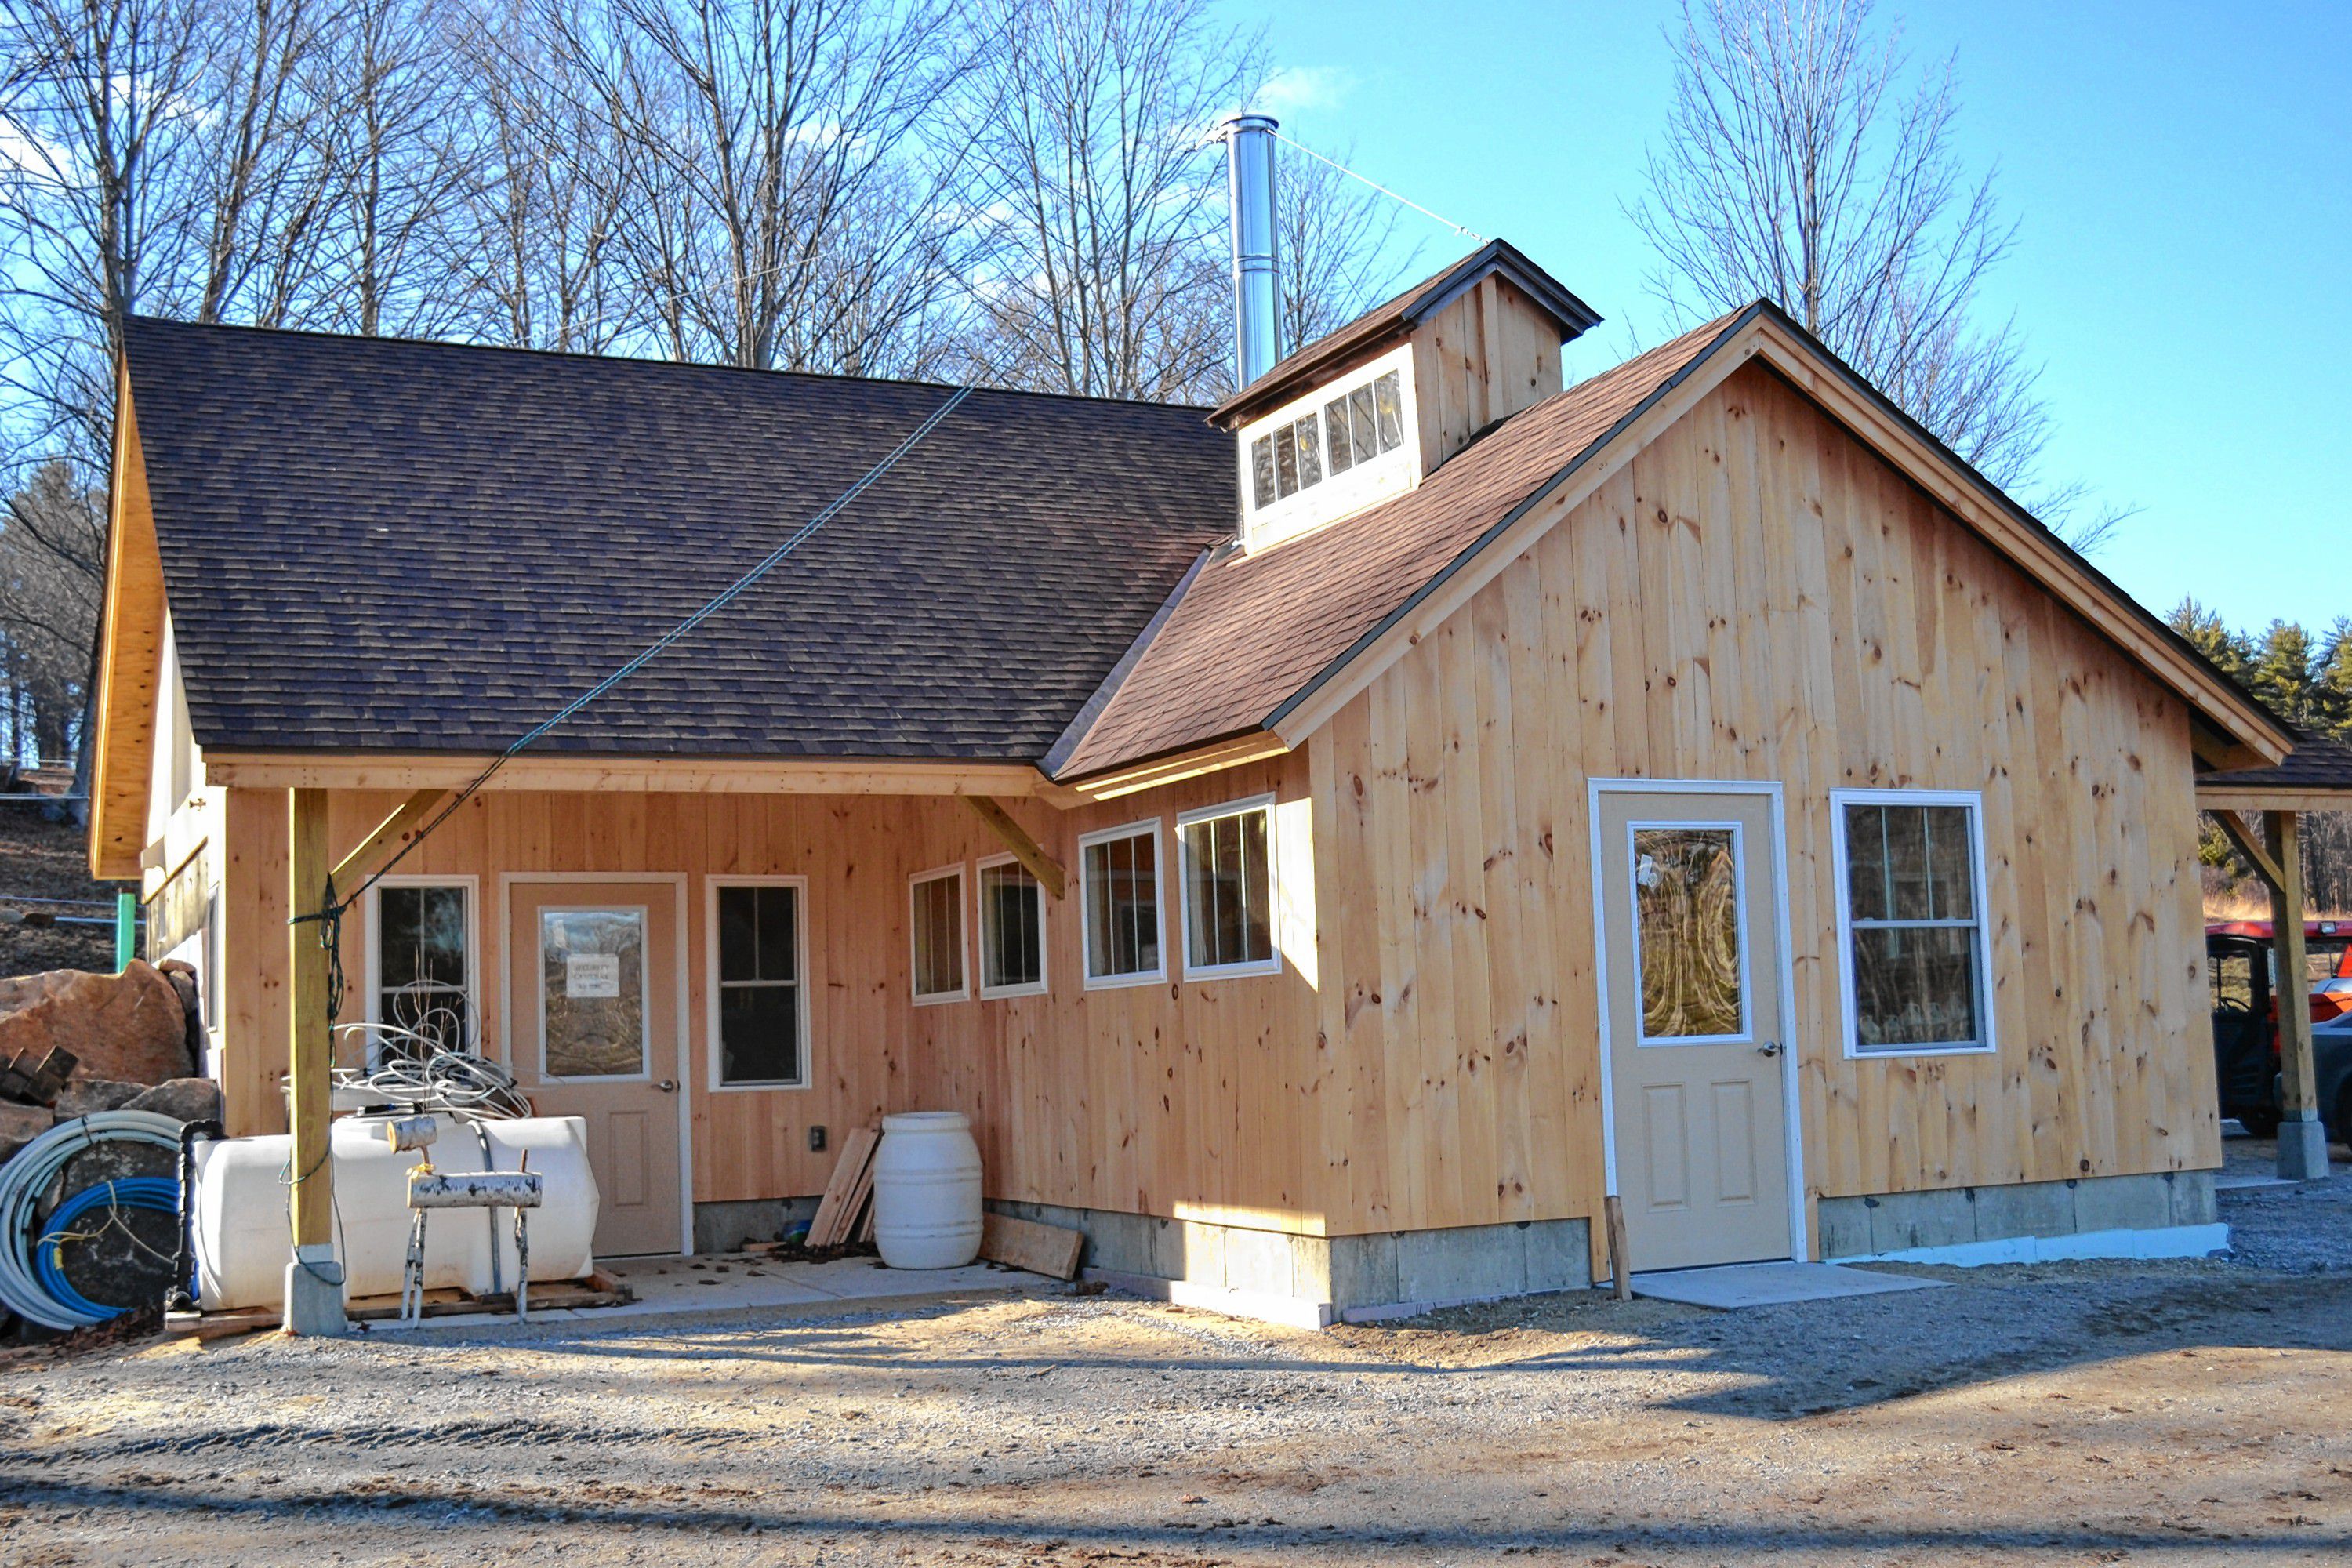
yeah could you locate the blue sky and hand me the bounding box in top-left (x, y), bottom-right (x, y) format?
top-left (1230, 0), bottom-right (2350, 637)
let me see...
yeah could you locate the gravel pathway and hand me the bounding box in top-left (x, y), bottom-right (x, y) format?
top-left (0, 1168), bottom-right (2344, 1565)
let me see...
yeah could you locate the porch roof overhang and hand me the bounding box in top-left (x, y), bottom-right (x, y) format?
top-left (2194, 735), bottom-right (2352, 814)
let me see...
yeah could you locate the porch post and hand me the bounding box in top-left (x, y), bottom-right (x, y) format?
top-left (2265, 809), bottom-right (2329, 1181)
top-left (284, 786), bottom-right (347, 1333)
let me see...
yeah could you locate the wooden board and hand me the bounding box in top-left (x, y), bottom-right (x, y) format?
top-left (978, 1214), bottom-right (1084, 1280)
top-left (807, 1128), bottom-right (879, 1247)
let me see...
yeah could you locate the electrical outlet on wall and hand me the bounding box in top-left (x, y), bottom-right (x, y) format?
top-left (808, 1125), bottom-right (827, 1153)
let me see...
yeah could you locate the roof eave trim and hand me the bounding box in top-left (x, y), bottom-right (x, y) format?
top-left (1042, 547), bottom-right (1211, 779)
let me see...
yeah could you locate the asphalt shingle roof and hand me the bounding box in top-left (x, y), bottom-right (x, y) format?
top-left (123, 318), bottom-right (1236, 760)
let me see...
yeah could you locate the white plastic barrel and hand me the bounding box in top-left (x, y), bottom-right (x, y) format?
top-left (871, 1112), bottom-right (982, 1269)
top-left (191, 1115), bottom-right (600, 1310)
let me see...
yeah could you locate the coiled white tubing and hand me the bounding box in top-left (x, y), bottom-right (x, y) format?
top-left (0, 1111), bottom-right (184, 1331)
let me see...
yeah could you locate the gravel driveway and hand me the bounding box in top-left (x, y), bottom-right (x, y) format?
top-left (0, 1164), bottom-right (2346, 1566)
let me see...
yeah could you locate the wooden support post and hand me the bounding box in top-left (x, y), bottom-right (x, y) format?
top-left (1604, 1195), bottom-right (1632, 1301)
top-left (284, 787), bottom-right (346, 1334)
top-left (2265, 810), bottom-right (2330, 1180)
top-left (963, 795), bottom-right (1067, 899)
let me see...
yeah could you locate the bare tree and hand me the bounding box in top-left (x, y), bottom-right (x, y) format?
top-left (1275, 137), bottom-right (1418, 356)
top-left (0, 460), bottom-right (103, 768)
top-left (950, 0), bottom-right (1258, 403)
top-left (1627, 0), bottom-right (2114, 546)
top-left (540, 0), bottom-right (978, 374)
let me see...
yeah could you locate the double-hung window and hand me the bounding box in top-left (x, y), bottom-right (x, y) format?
top-left (978, 856), bottom-right (1047, 998)
top-left (1831, 792), bottom-right (1994, 1055)
top-left (713, 880), bottom-right (807, 1087)
top-left (909, 864), bottom-right (967, 1004)
top-left (371, 881), bottom-right (471, 1061)
top-left (1080, 820), bottom-right (1163, 987)
top-left (1178, 797), bottom-right (1279, 978)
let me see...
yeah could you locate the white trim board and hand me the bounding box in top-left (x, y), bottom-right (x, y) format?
top-left (1587, 778), bottom-right (1809, 1268)
top-left (1832, 1223), bottom-right (2231, 1269)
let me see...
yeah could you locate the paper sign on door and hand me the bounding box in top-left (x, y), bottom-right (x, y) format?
top-left (566, 953), bottom-right (622, 999)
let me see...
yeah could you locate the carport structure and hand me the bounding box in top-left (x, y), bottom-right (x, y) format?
top-left (2197, 735), bottom-right (2352, 1179)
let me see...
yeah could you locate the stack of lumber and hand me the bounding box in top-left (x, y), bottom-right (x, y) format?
top-left (804, 1127), bottom-right (880, 1247)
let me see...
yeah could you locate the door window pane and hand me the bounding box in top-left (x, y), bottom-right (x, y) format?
top-left (717, 884), bottom-right (800, 1085)
top-left (1083, 827), bottom-right (1161, 982)
top-left (376, 884), bottom-right (468, 1059)
top-left (1841, 800), bottom-right (1988, 1052)
top-left (540, 907), bottom-right (647, 1077)
top-left (979, 862), bottom-right (1045, 995)
top-left (910, 869), bottom-right (965, 1000)
top-left (1632, 827), bottom-right (1745, 1040)
top-left (1181, 805), bottom-right (1273, 973)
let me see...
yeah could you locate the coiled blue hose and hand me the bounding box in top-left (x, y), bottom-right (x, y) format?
top-left (33, 1177), bottom-right (181, 1324)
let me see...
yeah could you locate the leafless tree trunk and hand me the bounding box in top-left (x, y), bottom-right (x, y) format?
top-left (1627, 0), bottom-right (2117, 549)
top-left (541, 0), bottom-right (977, 373)
top-left (949, 0), bottom-right (1258, 403)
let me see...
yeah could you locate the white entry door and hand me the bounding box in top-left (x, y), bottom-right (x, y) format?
top-left (1596, 789), bottom-right (1793, 1273)
top-left (507, 880), bottom-right (684, 1257)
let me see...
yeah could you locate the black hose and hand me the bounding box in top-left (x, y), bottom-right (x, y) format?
top-left (165, 1119), bottom-right (224, 1314)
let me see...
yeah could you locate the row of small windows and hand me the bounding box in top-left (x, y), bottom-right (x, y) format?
top-left (1249, 370), bottom-right (1406, 509)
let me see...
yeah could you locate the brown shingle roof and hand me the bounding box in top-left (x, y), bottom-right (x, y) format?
top-left (2196, 735), bottom-right (2352, 797)
top-left (1051, 308), bottom-right (1751, 779)
top-left (125, 317), bottom-right (1235, 761)
top-left (1208, 238), bottom-right (1602, 430)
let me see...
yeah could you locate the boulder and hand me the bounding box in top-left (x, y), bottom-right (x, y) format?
top-left (0, 964), bottom-right (194, 1086)
top-left (0, 1100), bottom-right (53, 1163)
top-left (52, 1078), bottom-right (145, 1120)
top-left (124, 1078), bottom-right (223, 1126)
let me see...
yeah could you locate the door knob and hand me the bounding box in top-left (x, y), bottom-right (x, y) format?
top-left (1755, 1041), bottom-right (1783, 1058)
top-left (655, 1078), bottom-right (678, 1092)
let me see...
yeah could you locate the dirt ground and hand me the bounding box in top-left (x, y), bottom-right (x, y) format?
top-left (0, 810), bottom-right (120, 977)
top-left (0, 1167), bottom-right (2346, 1566)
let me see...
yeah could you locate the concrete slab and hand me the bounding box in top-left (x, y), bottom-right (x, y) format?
top-left (372, 1253), bottom-right (1048, 1334)
top-left (1631, 1261), bottom-right (1946, 1310)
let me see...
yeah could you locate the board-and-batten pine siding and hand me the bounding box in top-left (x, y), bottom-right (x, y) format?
top-left (206, 357), bottom-right (2216, 1256)
top-left (1309, 358), bottom-right (2217, 1250)
top-left (212, 757), bottom-right (1335, 1232)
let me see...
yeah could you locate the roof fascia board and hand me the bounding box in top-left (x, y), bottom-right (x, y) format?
top-left (1266, 307), bottom-right (1767, 747)
top-left (2196, 785), bottom-right (2352, 812)
top-left (89, 363), bottom-right (168, 880)
top-left (200, 751), bottom-right (1063, 800)
top-left (1269, 307), bottom-right (2292, 764)
top-left (1061, 731), bottom-right (1292, 801)
top-left (1042, 547), bottom-right (1210, 779)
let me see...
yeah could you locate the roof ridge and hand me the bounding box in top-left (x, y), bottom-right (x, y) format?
top-left (121, 314), bottom-right (1222, 418)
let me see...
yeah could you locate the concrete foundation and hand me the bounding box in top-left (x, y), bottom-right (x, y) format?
top-left (989, 1198), bottom-right (1592, 1325)
top-left (2276, 1116), bottom-right (2332, 1181)
top-left (283, 1243), bottom-right (346, 1337)
top-left (692, 1196), bottom-right (819, 1254)
top-left (1819, 1169), bottom-right (2220, 1263)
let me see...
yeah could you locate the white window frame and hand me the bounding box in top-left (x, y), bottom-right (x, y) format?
top-left (1237, 343), bottom-right (1422, 553)
top-left (1624, 818), bottom-right (1754, 1047)
top-left (975, 852), bottom-right (1050, 1000)
top-left (364, 874), bottom-right (480, 1066)
top-left (1176, 793), bottom-right (1283, 981)
top-left (705, 875), bottom-right (811, 1092)
top-left (1078, 818), bottom-right (1167, 990)
top-left (909, 862), bottom-right (969, 1005)
top-left (1828, 788), bottom-right (1998, 1059)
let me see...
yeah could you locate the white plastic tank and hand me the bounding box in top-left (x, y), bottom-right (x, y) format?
top-left (193, 1115), bottom-right (600, 1311)
top-left (871, 1112), bottom-right (983, 1269)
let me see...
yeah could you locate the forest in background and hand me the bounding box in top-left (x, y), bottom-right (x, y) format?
top-left (2170, 602), bottom-right (2352, 917)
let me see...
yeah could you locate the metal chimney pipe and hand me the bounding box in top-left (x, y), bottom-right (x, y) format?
top-left (1221, 113), bottom-right (1282, 389)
